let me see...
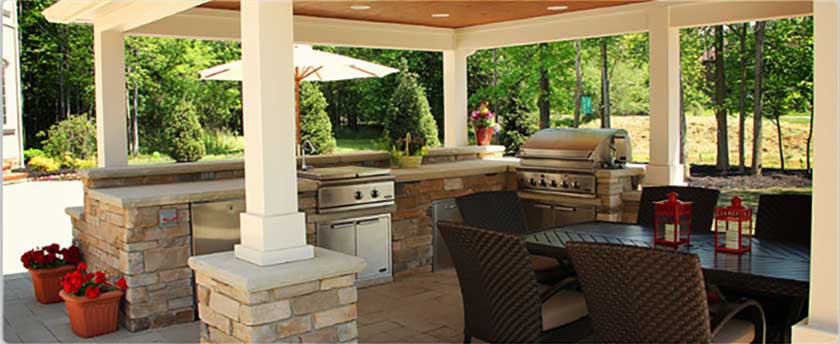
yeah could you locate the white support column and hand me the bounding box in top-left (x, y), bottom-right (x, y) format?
top-left (234, 0), bottom-right (313, 266)
top-left (93, 28), bottom-right (128, 167)
top-left (645, 5), bottom-right (684, 186)
top-left (792, 0), bottom-right (840, 341)
top-left (443, 49), bottom-right (474, 147)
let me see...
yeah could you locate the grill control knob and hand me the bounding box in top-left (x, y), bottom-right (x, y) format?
top-left (529, 179), bottom-right (538, 186)
top-left (549, 180), bottom-right (558, 188)
top-left (561, 181), bottom-right (569, 188)
top-left (539, 179), bottom-right (547, 187)
top-left (571, 182), bottom-right (580, 189)
top-left (354, 191), bottom-right (364, 200)
top-left (371, 190), bottom-right (380, 198)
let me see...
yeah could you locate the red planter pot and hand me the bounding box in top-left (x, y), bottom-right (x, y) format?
top-left (60, 289), bottom-right (123, 338)
top-left (28, 265), bottom-right (75, 304)
top-left (475, 127), bottom-right (494, 146)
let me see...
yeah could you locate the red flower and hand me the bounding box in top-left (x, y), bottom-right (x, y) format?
top-left (77, 262), bottom-right (87, 272)
top-left (20, 251), bottom-right (33, 269)
top-left (61, 270), bottom-right (84, 295)
top-left (94, 271), bottom-right (106, 284)
top-left (116, 278), bottom-right (128, 290)
top-left (45, 243), bottom-right (60, 254)
top-left (32, 251), bottom-right (47, 265)
top-left (85, 286), bottom-right (101, 299)
top-left (61, 246), bottom-right (81, 265)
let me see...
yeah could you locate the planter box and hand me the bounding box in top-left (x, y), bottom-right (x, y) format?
top-left (28, 265), bottom-right (75, 304)
top-left (60, 289), bottom-right (123, 338)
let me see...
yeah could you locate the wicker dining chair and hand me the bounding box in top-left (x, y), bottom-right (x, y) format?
top-left (754, 194), bottom-right (812, 246)
top-left (566, 241), bottom-right (766, 344)
top-left (437, 221), bottom-right (591, 343)
top-left (637, 186), bottom-right (721, 233)
top-left (456, 191), bottom-right (571, 284)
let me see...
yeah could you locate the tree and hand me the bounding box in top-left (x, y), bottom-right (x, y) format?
top-left (713, 25), bottom-right (729, 171)
top-left (384, 66), bottom-right (441, 147)
top-left (299, 82), bottom-right (337, 154)
top-left (574, 40), bottom-right (583, 128)
top-left (164, 101), bottom-right (205, 163)
top-left (752, 21), bottom-right (767, 175)
top-left (497, 89), bottom-right (539, 154)
top-left (600, 37), bottom-right (611, 128)
top-left (736, 23), bottom-right (750, 173)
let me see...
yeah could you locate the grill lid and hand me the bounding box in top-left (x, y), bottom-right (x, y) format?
top-left (517, 128), bottom-right (632, 169)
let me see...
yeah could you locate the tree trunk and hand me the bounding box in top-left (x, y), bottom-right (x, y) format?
top-left (774, 114), bottom-right (785, 171)
top-left (807, 103), bottom-right (814, 172)
top-left (600, 38), bottom-right (610, 128)
top-left (132, 80), bottom-right (140, 156)
top-left (538, 44), bottom-right (551, 129)
top-left (574, 40), bottom-right (582, 128)
top-left (714, 25), bottom-right (729, 172)
top-left (751, 21), bottom-right (767, 176)
top-left (738, 24), bottom-right (748, 173)
top-left (680, 62), bottom-right (690, 178)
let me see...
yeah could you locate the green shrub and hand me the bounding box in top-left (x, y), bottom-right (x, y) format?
top-left (27, 156), bottom-right (61, 172)
top-left (165, 101), bottom-right (206, 162)
top-left (498, 94), bottom-right (539, 155)
top-left (39, 115), bottom-right (97, 163)
top-left (23, 148), bottom-right (46, 163)
top-left (300, 82), bottom-right (337, 154)
top-left (203, 129), bottom-right (244, 155)
top-left (384, 63), bottom-right (440, 147)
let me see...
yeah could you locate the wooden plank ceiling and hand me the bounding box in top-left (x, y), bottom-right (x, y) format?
top-left (199, 1), bottom-right (649, 29)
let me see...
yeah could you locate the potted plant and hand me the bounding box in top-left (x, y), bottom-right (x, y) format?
top-left (392, 133), bottom-right (428, 168)
top-left (59, 263), bottom-right (127, 338)
top-left (21, 244), bottom-right (81, 304)
top-left (470, 101), bottom-right (500, 146)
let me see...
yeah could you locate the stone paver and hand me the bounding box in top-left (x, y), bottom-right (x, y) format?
top-left (4, 268), bottom-right (466, 343)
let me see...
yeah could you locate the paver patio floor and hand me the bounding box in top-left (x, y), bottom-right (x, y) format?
top-left (4, 269), bottom-right (465, 343)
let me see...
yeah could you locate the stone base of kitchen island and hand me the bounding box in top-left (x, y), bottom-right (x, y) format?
top-left (190, 249), bottom-right (365, 343)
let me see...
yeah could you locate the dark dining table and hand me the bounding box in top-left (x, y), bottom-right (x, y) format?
top-left (523, 221), bottom-right (810, 298)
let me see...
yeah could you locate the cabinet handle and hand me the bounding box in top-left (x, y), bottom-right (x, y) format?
top-left (534, 204), bottom-right (552, 209)
top-left (554, 206), bottom-right (576, 212)
top-left (331, 222), bottom-right (355, 229)
top-left (357, 218), bottom-right (381, 226)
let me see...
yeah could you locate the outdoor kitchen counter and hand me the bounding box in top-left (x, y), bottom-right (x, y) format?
top-left (390, 158), bottom-right (519, 183)
top-left (85, 177), bottom-right (318, 208)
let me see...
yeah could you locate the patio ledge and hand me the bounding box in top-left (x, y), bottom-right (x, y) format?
top-left (188, 247), bottom-right (365, 293)
top-left (65, 206), bottom-right (83, 221)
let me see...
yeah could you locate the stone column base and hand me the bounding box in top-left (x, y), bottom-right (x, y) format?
top-left (189, 248), bottom-right (365, 343)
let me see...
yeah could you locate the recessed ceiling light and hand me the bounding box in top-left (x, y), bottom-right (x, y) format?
top-left (431, 13), bottom-right (450, 18)
top-left (546, 5), bottom-right (569, 11)
top-left (350, 5), bottom-right (371, 10)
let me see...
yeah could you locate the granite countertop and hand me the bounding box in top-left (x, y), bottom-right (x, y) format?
top-left (87, 178), bottom-right (319, 208)
top-left (391, 158), bottom-right (519, 183)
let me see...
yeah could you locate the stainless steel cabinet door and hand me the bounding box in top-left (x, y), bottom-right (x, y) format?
top-left (552, 205), bottom-right (596, 227)
top-left (191, 199), bottom-right (245, 256)
top-left (318, 220), bottom-right (357, 257)
top-left (355, 215), bottom-right (391, 281)
top-left (524, 201), bottom-right (555, 231)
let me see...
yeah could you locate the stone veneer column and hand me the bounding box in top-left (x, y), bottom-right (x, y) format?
top-left (189, 249), bottom-right (365, 343)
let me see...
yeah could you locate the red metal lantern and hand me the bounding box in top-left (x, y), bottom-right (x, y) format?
top-left (714, 196), bottom-right (753, 254)
top-left (653, 192), bottom-right (692, 246)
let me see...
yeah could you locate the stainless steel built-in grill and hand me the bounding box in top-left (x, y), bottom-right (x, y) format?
top-left (516, 128), bottom-right (632, 198)
top-left (298, 166), bottom-right (395, 213)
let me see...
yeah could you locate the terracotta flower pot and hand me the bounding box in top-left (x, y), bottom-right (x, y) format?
top-left (28, 264), bottom-right (75, 304)
top-left (475, 127), bottom-right (494, 146)
top-left (60, 289), bottom-right (123, 338)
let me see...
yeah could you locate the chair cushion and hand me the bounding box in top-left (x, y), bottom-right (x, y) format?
top-left (712, 319), bottom-right (755, 344)
top-left (541, 290), bottom-right (589, 331)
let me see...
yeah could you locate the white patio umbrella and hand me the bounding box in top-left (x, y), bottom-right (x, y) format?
top-left (200, 45), bottom-right (399, 145)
